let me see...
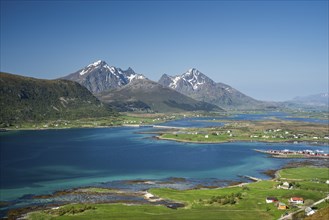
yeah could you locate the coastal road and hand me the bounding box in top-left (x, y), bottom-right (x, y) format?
top-left (278, 195), bottom-right (329, 220)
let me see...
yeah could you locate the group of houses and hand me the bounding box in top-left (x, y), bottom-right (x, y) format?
top-left (265, 196), bottom-right (315, 216)
top-left (254, 128), bottom-right (329, 141)
top-left (256, 149), bottom-right (329, 159)
top-left (266, 196), bottom-right (286, 210)
top-left (265, 196), bottom-right (304, 210)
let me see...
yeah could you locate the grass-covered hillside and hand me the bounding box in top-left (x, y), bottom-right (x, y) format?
top-left (0, 72), bottom-right (117, 127)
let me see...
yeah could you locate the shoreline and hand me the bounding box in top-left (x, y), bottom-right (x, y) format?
top-left (0, 123), bottom-right (156, 132)
top-left (156, 135), bottom-right (329, 146)
top-left (3, 126), bottom-right (328, 147)
top-left (254, 149), bottom-right (329, 159)
top-left (3, 162), bottom-right (327, 219)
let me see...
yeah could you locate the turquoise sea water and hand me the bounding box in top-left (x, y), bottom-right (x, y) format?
top-left (0, 114), bottom-right (328, 216)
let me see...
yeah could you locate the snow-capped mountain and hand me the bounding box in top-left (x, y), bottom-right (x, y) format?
top-left (62, 60), bottom-right (145, 93)
top-left (159, 68), bottom-right (265, 109)
top-left (159, 68), bottom-right (216, 94)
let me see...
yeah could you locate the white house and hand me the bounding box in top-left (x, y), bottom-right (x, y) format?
top-left (290, 197), bottom-right (304, 204)
top-left (305, 207), bottom-right (315, 216)
top-left (278, 182), bottom-right (291, 190)
top-left (266, 197), bottom-right (278, 203)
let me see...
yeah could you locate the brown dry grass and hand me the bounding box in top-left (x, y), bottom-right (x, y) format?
top-left (304, 206), bottom-right (329, 220)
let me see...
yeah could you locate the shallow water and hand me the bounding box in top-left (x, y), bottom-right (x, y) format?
top-left (0, 113), bottom-right (328, 215)
top-left (1, 128), bottom-right (327, 201)
top-left (161, 112), bottom-right (328, 128)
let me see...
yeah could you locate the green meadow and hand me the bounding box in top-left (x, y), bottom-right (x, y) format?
top-left (159, 120), bottom-right (329, 144)
top-left (27, 167), bottom-right (329, 220)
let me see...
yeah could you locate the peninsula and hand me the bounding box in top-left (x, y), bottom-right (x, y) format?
top-left (158, 119), bottom-right (329, 145)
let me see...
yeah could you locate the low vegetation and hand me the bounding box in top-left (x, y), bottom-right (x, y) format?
top-left (0, 113), bottom-right (181, 130)
top-left (0, 72), bottom-right (117, 128)
top-left (160, 120), bottom-right (329, 144)
top-left (26, 167), bottom-right (329, 220)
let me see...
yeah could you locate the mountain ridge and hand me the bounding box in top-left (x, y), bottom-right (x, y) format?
top-left (62, 60), bottom-right (146, 93)
top-left (287, 93), bottom-right (329, 107)
top-left (61, 60), bottom-right (277, 110)
top-left (158, 68), bottom-right (265, 109)
top-left (96, 78), bottom-right (223, 113)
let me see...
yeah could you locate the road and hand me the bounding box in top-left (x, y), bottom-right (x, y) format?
top-left (278, 195), bottom-right (329, 220)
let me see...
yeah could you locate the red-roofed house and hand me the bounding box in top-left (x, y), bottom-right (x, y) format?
top-left (290, 197), bottom-right (304, 204)
top-left (266, 197), bottom-right (278, 203)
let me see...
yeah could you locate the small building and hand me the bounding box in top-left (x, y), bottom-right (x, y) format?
top-left (205, 135), bottom-right (209, 138)
top-left (305, 207), bottom-right (315, 216)
top-left (278, 182), bottom-right (292, 190)
top-left (325, 180), bottom-right (329, 184)
top-left (290, 197), bottom-right (304, 204)
top-left (266, 197), bottom-right (278, 203)
top-left (277, 202), bottom-right (288, 210)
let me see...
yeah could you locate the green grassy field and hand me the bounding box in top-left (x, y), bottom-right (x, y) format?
top-left (278, 167), bottom-right (329, 181)
top-left (3, 113), bottom-right (180, 130)
top-left (26, 167), bottom-right (329, 220)
top-left (159, 120), bottom-right (329, 144)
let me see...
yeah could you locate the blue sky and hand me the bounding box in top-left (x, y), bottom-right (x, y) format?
top-left (1, 0), bottom-right (328, 101)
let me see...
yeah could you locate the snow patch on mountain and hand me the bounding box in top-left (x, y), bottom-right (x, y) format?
top-left (64, 60), bottom-right (146, 93)
top-left (80, 60), bottom-right (106, 76)
top-left (87, 60), bottom-right (103, 68)
top-left (127, 74), bottom-right (145, 82)
top-left (79, 69), bottom-right (88, 76)
top-left (168, 76), bottom-right (181, 89)
top-left (165, 68), bottom-right (212, 91)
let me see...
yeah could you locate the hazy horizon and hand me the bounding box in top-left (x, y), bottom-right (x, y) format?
top-left (1, 0), bottom-right (328, 102)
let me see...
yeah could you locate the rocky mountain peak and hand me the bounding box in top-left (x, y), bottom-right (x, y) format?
top-left (158, 68), bottom-right (215, 91)
top-left (158, 68), bottom-right (262, 109)
top-left (184, 68), bottom-right (200, 75)
top-left (79, 60), bottom-right (115, 76)
top-left (62, 60), bottom-right (146, 93)
top-left (87, 60), bottom-right (107, 68)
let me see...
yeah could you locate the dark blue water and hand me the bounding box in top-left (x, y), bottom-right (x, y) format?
top-left (161, 117), bottom-right (224, 127)
top-left (1, 127), bottom-right (328, 203)
top-left (0, 112), bottom-right (328, 216)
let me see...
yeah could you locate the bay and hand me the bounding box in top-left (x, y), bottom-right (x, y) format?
top-left (1, 124), bottom-right (327, 203)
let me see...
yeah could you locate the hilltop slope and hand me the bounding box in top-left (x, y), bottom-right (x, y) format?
top-left (0, 72), bottom-right (116, 127)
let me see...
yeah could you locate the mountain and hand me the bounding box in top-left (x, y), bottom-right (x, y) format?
top-left (96, 78), bottom-right (223, 113)
top-left (290, 93), bottom-right (328, 107)
top-left (282, 93), bottom-right (329, 110)
top-left (0, 72), bottom-right (116, 127)
top-left (158, 68), bottom-right (265, 109)
top-left (62, 60), bottom-right (145, 93)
